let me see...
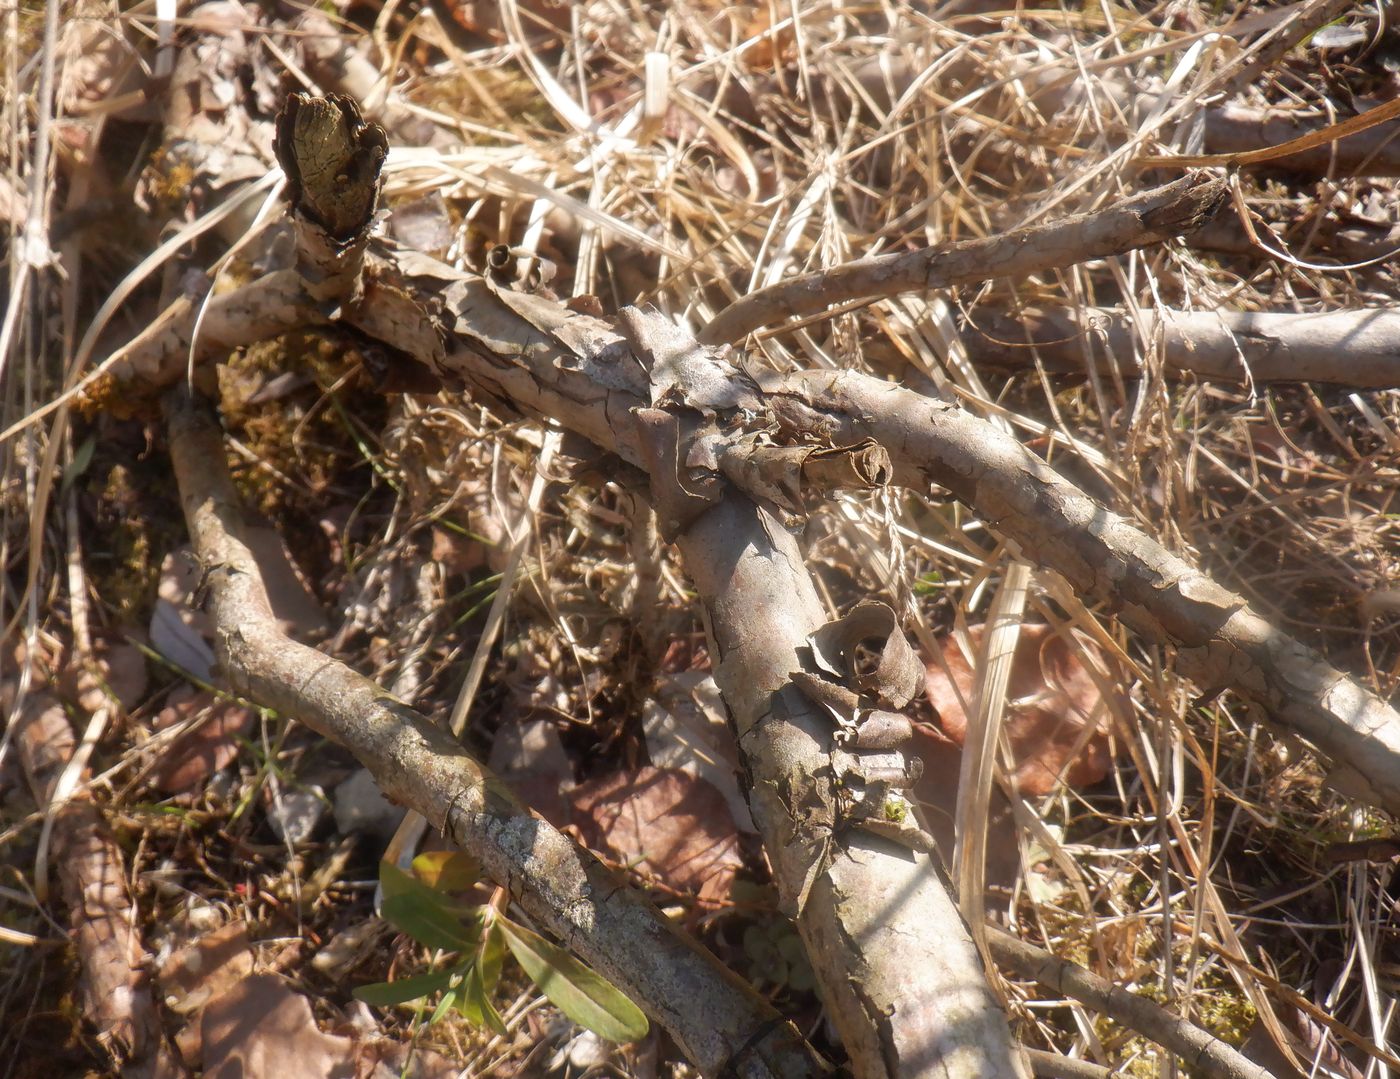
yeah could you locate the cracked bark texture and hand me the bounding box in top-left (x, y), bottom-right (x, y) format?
top-left (163, 388), bottom-right (830, 1079)
top-left (765, 370), bottom-right (1400, 812)
top-left (679, 494), bottom-right (1026, 1079)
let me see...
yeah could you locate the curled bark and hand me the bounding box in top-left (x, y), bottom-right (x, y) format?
top-left (679, 494), bottom-right (1026, 1079)
top-left (162, 387), bottom-right (830, 1079)
top-left (960, 305), bottom-right (1400, 387)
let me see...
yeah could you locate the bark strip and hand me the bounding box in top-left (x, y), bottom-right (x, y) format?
top-left (162, 387), bottom-right (830, 1079)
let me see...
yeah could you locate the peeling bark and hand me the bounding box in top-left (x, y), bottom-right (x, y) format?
top-left (765, 370), bottom-right (1400, 812)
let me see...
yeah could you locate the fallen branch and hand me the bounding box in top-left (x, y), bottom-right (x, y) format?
top-left (95, 92), bottom-right (1400, 1075)
top-left (677, 491), bottom-right (1026, 1079)
top-left (12, 691), bottom-right (158, 1065)
top-left (989, 930), bottom-right (1272, 1079)
top-left (959, 305), bottom-right (1400, 386)
top-left (763, 368), bottom-right (1400, 813)
top-left (162, 386), bottom-right (831, 1079)
top-left (697, 172), bottom-right (1226, 346)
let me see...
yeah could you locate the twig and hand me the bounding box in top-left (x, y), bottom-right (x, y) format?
top-left (12, 692), bottom-right (157, 1065)
top-left (1022, 1049), bottom-right (1113, 1079)
top-left (697, 173), bottom-right (1226, 346)
top-left (989, 930), bottom-right (1273, 1079)
top-left (1141, 98), bottom-right (1400, 174)
top-left (960, 306), bottom-right (1400, 387)
top-left (161, 386), bottom-right (829, 1079)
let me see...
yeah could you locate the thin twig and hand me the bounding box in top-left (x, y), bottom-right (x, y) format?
top-left (697, 173), bottom-right (1226, 346)
top-left (989, 929), bottom-right (1273, 1079)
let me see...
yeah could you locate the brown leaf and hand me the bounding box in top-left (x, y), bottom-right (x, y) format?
top-left (200, 974), bottom-right (354, 1079)
top-left (58, 638), bottom-right (149, 714)
top-left (924, 624), bottom-right (1122, 796)
top-left (150, 686), bottom-right (254, 794)
top-left (158, 921), bottom-right (254, 1018)
top-left (570, 767), bottom-right (743, 904)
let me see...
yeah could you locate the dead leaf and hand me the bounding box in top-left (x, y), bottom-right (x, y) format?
top-left (159, 921), bottom-right (254, 1018)
top-left (150, 686), bottom-right (253, 795)
top-left (643, 671), bottom-right (755, 833)
top-left (570, 767), bottom-right (743, 904)
top-left (924, 624), bottom-right (1122, 797)
top-left (59, 638), bottom-right (149, 714)
top-left (200, 974), bottom-right (355, 1079)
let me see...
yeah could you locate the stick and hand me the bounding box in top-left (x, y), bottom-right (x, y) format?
top-left (697, 172), bottom-right (1226, 346)
top-left (960, 305), bottom-right (1400, 387)
top-left (161, 386), bottom-right (830, 1079)
top-left (989, 930), bottom-right (1273, 1079)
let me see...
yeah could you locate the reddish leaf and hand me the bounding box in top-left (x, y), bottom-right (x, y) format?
top-left (924, 624), bottom-right (1122, 796)
top-left (150, 686), bottom-right (254, 795)
top-left (200, 975), bottom-right (353, 1079)
top-left (570, 767), bottom-right (742, 903)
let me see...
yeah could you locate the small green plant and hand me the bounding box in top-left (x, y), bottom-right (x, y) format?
top-left (354, 852), bottom-right (649, 1043)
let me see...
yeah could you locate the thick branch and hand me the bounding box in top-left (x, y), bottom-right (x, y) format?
top-left (162, 387), bottom-right (830, 1079)
top-left (679, 493), bottom-right (1027, 1079)
top-left (697, 172), bottom-right (1226, 346)
top-left (960, 306), bottom-right (1400, 386)
top-left (765, 369), bottom-right (1400, 813)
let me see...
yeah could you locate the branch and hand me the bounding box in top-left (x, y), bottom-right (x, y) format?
top-left (960, 306), bottom-right (1400, 387)
top-left (765, 368), bottom-right (1400, 814)
top-left (697, 172), bottom-right (1226, 346)
top-left (677, 492), bottom-right (1026, 1079)
top-left (12, 692), bottom-right (158, 1064)
top-left (989, 930), bottom-right (1272, 1079)
top-left (161, 386), bottom-right (831, 1079)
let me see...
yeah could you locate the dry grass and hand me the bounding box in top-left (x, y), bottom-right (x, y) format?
top-left (2, 0), bottom-right (1398, 1075)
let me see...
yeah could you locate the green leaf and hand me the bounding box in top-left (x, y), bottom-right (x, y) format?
top-left (479, 921), bottom-right (506, 995)
top-left (379, 862), bottom-right (480, 953)
top-left (456, 961), bottom-right (508, 1036)
top-left (353, 969), bottom-right (455, 1007)
top-left (412, 850), bottom-right (480, 893)
top-left (497, 916), bottom-right (649, 1043)
top-left (429, 984), bottom-right (460, 1026)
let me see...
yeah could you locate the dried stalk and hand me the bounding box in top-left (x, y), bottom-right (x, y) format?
top-left (162, 385), bottom-right (830, 1079)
